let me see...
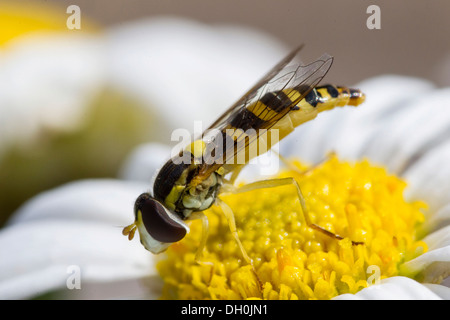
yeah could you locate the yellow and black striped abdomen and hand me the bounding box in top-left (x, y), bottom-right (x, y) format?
top-left (271, 84), bottom-right (365, 140)
top-left (188, 84), bottom-right (365, 186)
top-left (306, 85), bottom-right (365, 108)
top-left (230, 84), bottom-right (365, 140)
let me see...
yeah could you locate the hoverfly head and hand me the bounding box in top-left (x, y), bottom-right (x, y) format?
top-left (123, 193), bottom-right (189, 254)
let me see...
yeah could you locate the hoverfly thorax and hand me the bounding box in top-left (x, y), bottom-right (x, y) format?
top-left (153, 155), bottom-right (223, 218)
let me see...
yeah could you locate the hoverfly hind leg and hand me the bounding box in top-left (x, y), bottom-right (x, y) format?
top-left (300, 151), bottom-right (337, 176)
top-left (271, 149), bottom-right (303, 174)
top-left (274, 150), bottom-right (337, 176)
top-left (232, 177), bottom-right (364, 246)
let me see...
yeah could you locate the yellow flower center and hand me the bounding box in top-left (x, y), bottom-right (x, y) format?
top-left (157, 156), bottom-right (427, 299)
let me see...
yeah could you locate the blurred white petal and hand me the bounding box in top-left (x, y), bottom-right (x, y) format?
top-left (403, 140), bottom-right (450, 212)
top-left (8, 179), bottom-right (146, 226)
top-left (105, 17), bottom-right (287, 130)
top-left (0, 179), bottom-right (157, 299)
top-left (280, 75), bottom-right (435, 164)
top-left (0, 17), bottom-right (285, 154)
top-left (423, 282), bottom-right (450, 299)
top-left (119, 143), bottom-right (172, 183)
top-left (377, 89), bottom-right (450, 174)
top-left (0, 34), bottom-right (105, 153)
top-left (334, 75), bottom-right (436, 165)
top-left (0, 221), bottom-right (153, 299)
top-left (334, 276), bottom-right (450, 300)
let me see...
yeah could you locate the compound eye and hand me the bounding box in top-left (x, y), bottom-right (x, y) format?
top-left (139, 197), bottom-right (187, 243)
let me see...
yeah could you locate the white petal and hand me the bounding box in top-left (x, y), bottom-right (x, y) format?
top-left (0, 221), bottom-right (154, 299)
top-left (0, 179), bottom-right (157, 299)
top-left (0, 33), bottom-right (105, 152)
top-left (8, 179), bottom-right (148, 226)
top-left (328, 76), bottom-right (436, 166)
top-left (423, 224), bottom-right (450, 251)
top-left (280, 75), bottom-right (435, 163)
top-left (119, 143), bottom-right (172, 183)
top-left (423, 283), bottom-right (450, 299)
top-left (422, 203), bottom-right (450, 234)
top-left (401, 225), bottom-right (450, 284)
top-left (403, 139), bottom-right (450, 212)
top-left (334, 276), bottom-right (450, 300)
top-left (377, 89), bottom-right (450, 174)
top-left (105, 17), bottom-right (286, 130)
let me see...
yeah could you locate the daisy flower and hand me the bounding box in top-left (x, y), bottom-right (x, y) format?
top-left (0, 14), bottom-right (449, 299)
top-left (153, 74), bottom-right (450, 300)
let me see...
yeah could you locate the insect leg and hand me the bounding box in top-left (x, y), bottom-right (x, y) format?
top-left (187, 212), bottom-right (214, 266)
top-left (231, 177), bottom-right (364, 245)
top-left (271, 149), bottom-right (303, 173)
top-left (216, 198), bottom-right (253, 265)
top-left (217, 199), bottom-right (263, 293)
top-left (273, 150), bottom-right (338, 176)
top-left (301, 151), bottom-right (337, 176)
top-left (223, 164), bottom-right (245, 185)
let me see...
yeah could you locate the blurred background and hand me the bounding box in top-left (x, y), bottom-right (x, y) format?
top-left (1, 0), bottom-right (450, 227)
top-left (43, 0), bottom-right (450, 86)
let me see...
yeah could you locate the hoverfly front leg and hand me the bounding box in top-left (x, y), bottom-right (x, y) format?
top-left (187, 212), bottom-right (214, 266)
top-left (217, 198), bottom-right (253, 265)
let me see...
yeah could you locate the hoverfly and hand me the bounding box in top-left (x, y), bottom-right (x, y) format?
top-left (123, 45), bottom-right (365, 264)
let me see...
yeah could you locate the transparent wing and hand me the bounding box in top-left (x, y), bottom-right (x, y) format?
top-left (192, 46), bottom-right (333, 184)
top-left (206, 44), bottom-right (306, 131)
